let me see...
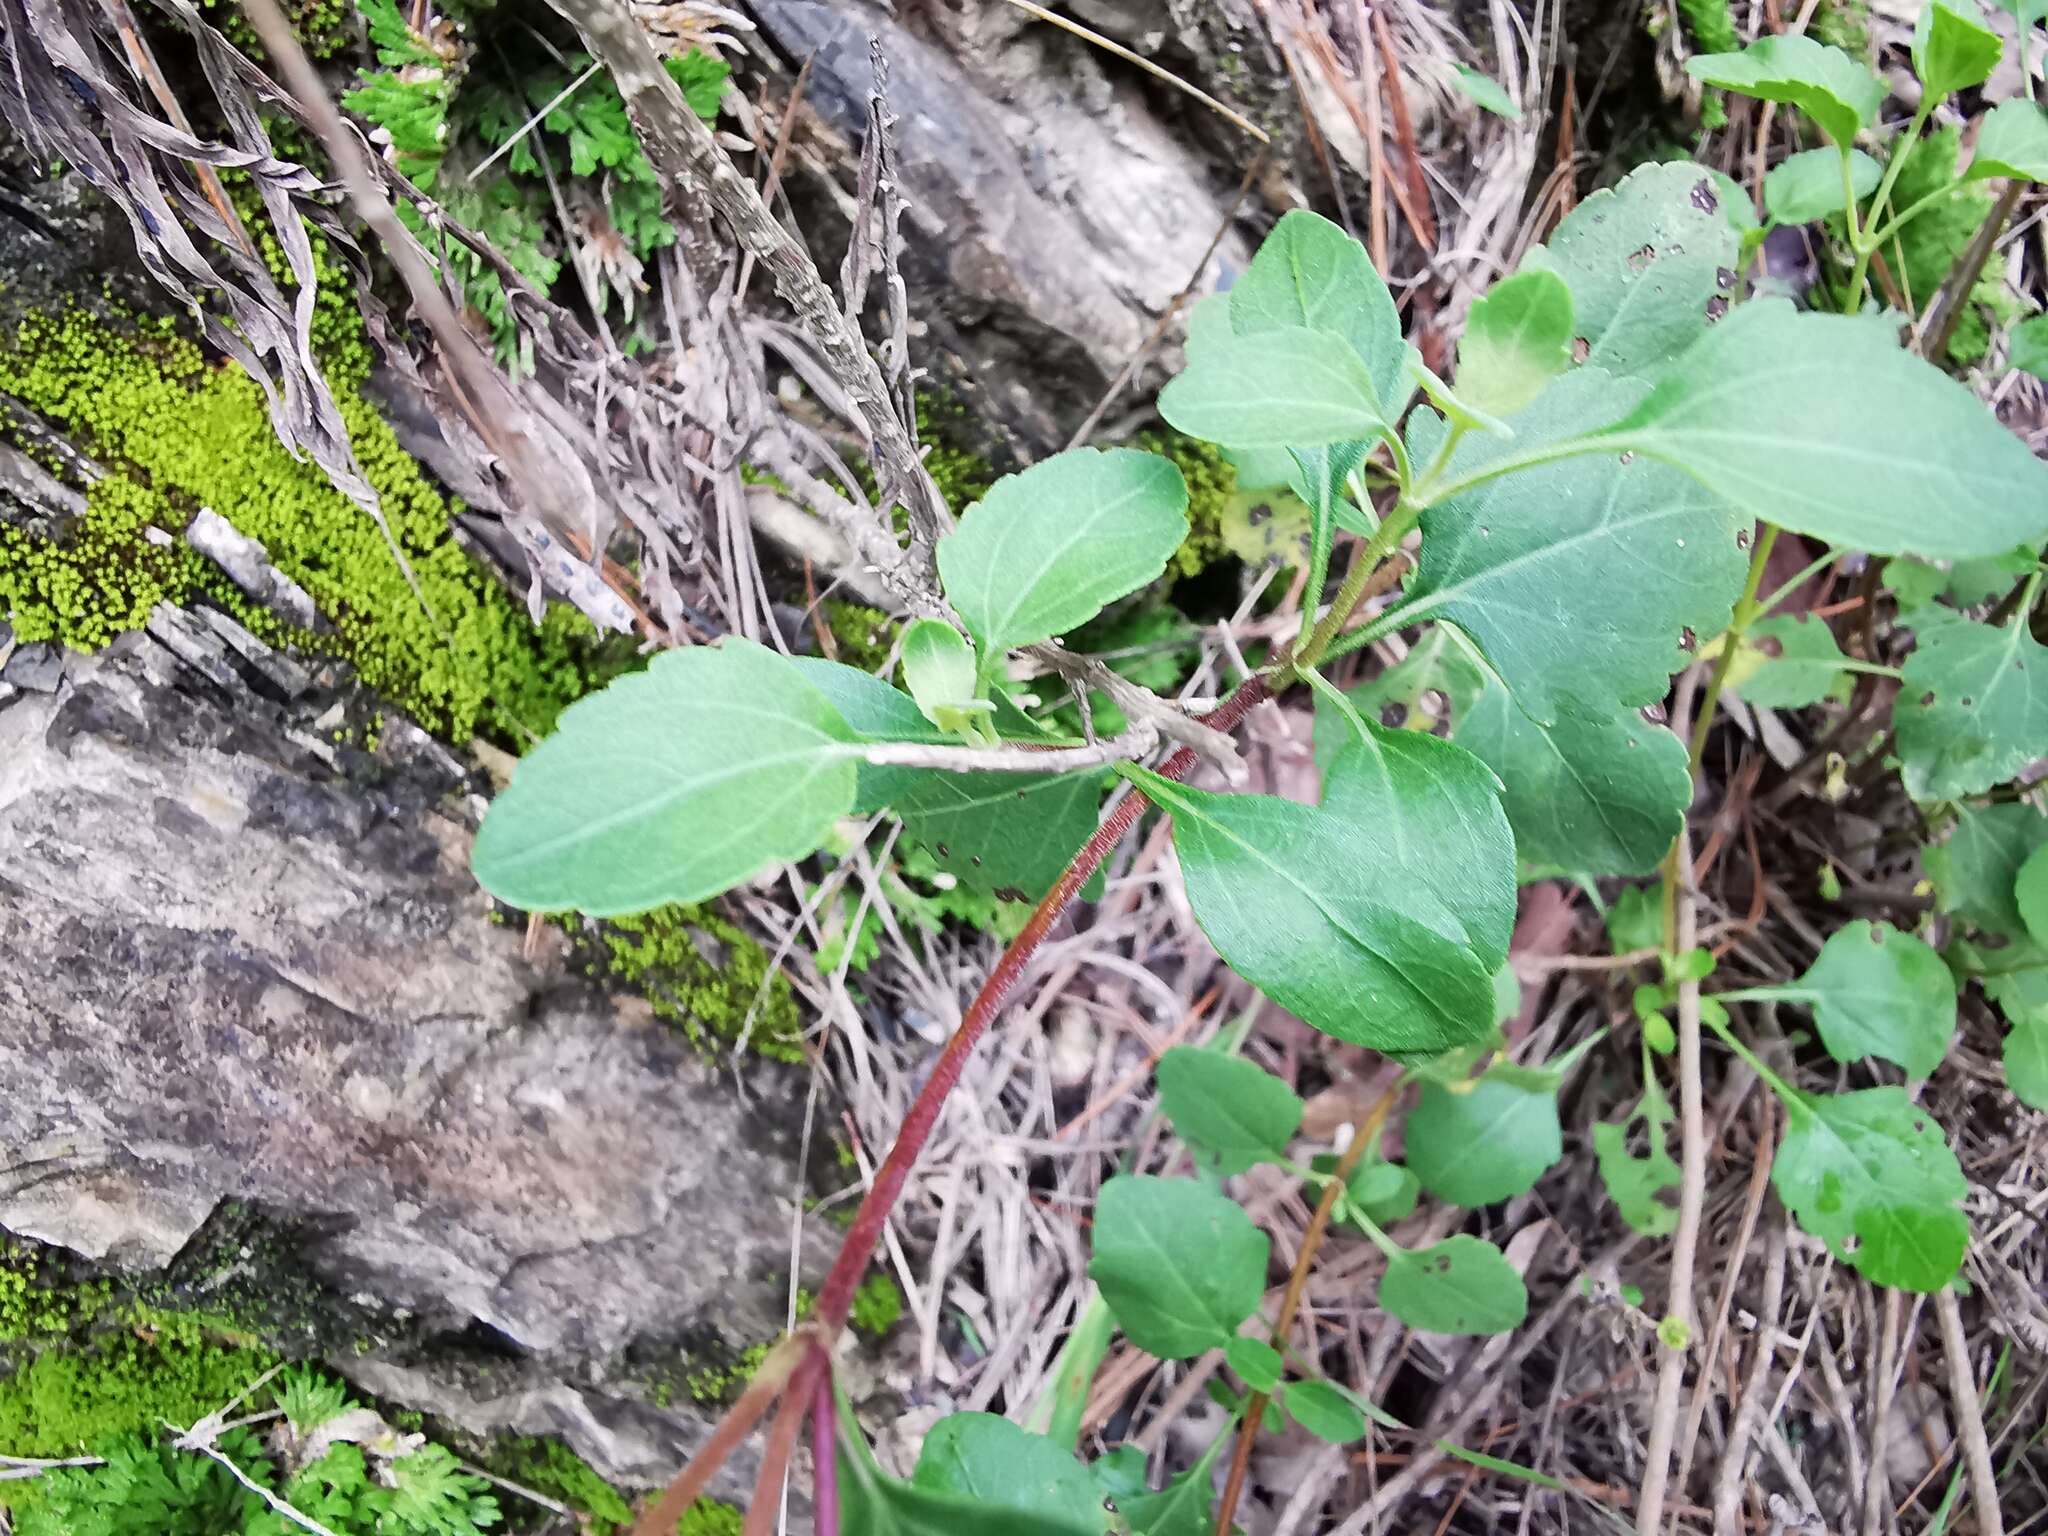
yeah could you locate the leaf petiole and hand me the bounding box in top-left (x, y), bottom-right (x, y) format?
top-left (1695, 1002), bottom-right (1807, 1110)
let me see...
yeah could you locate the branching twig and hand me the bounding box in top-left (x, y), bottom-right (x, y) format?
top-left (1024, 645), bottom-right (1242, 769)
top-left (862, 729), bottom-right (1162, 776)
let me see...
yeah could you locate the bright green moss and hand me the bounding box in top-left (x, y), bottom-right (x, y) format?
top-left (596, 905), bottom-right (805, 1062)
top-left (1878, 125), bottom-right (2016, 364)
top-left (822, 598), bottom-right (896, 673)
top-left (1137, 430), bottom-right (1234, 581)
top-left (0, 309), bottom-right (617, 743)
top-left (677, 1497), bottom-right (743, 1536)
top-left (848, 1273), bottom-right (903, 1339)
top-left (489, 1437), bottom-right (633, 1534)
top-left (1811, 0), bottom-right (1873, 60)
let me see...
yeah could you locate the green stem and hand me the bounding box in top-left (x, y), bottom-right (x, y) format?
top-left (1754, 547), bottom-right (1845, 618)
top-left (1845, 96), bottom-right (1938, 312)
top-left (2012, 571), bottom-right (2044, 625)
top-left (1293, 499), bottom-right (1423, 671)
top-left (1696, 1003), bottom-right (1806, 1109)
top-left (1030, 1289), bottom-right (1116, 1449)
top-left (1685, 525), bottom-right (1781, 775)
top-left (1867, 180), bottom-right (1971, 251)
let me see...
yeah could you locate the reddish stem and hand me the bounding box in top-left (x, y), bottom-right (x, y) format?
top-left (813, 672), bottom-right (1273, 1333)
top-left (812, 1363), bottom-right (840, 1536)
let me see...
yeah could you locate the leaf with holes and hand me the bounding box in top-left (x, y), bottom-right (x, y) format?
top-left (1378, 1236), bottom-right (1530, 1335)
top-left (1519, 160), bottom-right (1742, 380)
top-left (910, 1415), bottom-right (1110, 1534)
top-left (894, 769), bottom-right (1103, 905)
top-left (1732, 614), bottom-right (1850, 710)
top-left (1089, 1176), bottom-right (1270, 1359)
top-left (1764, 147), bottom-right (1882, 224)
top-left (936, 447), bottom-right (1188, 656)
top-left (1914, 0), bottom-right (2004, 96)
top-left (1454, 684), bottom-right (1692, 878)
top-left (1313, 628), bottom-right (1486, 778)
top-left (1405, 1071), bottom-right (1564, 1207)
top-left (1685, 35), bottom-right (1884, 146)
top-left (1156, 1047), bottom-right (1304, 1175)
top-left (1594, 1075), bottom-right (1681, 1236)
top-left (1792, 921), bottom-right (1958, 1078)
top-left (1608, 299), bottom-right (2048, 558)
top-left (1456, 269), bottom-right (1575, 417)
top-left (1773, 1087), bottom-right (1968, 1292)
top-left (1127, 767), bottom-right (1501, 1054)
top-left (1403, 369), bottom-right (1747, 720)
top-left (472, 639), bottom-right (861, 916)
top-left (1895, 614), bottom-right (2048, 800)
top-left (1925, 800), bottom-right (2048, 940)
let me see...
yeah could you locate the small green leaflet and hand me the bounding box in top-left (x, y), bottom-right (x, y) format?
top-left (1156, 1047), bottom-right (1304, 1175)
top-left (1227, 207), bottom-right (1408, 417)
top-left (1405, 369), bottom-right (1747, 719)
top-left (1104, 1437), bottom-right (1224, 1536)
top-left (1319, 722), bottom-right (1518, 966)
top-left (1685, 35), bottom-right (1884, 147)
top-left (1913, 0), bottom-right (2004, 96)
top-left (1455, 269), bottom-right (1574, 416)
top-left (1089, 1176), bottom-right (1270, 1359)
top-left (1895, 614), bottom-right (2048, 801)
top-left (472, 639), bottom-right (859, 916)
top-left (1773, 1087), bottom-right (1969, 1293)
top-left (1338, 1157), bottom-right (1422, 1227)
top-left (1224, 1337), bottom-right (1284, 1393)
top-left (1450, 64), bottom-right (1522, 119)
top-left (1792, 920), bottom-right (1958, 1079)
top-left (1925, 800), bottom-right (2048, 940)
top-left (1608, 299), bottom-right (2048, 558)
top-left (894, 770), bottom-right (1102, 904)
top-left (2006, 1015), bottom-right (2048, 1110)
top-left (1405, 1072), bottom-right (1564, 1207)
top-left (910, 1415), bottom-right (1111, 1534)
top-left (1594, 1076), bottom-right (1681, 1235)
top-left (1733, 614), bottom-right (1849, 709)
top-left (1128, 751), bottom-right (1506, 1053)
top-left (1281, 1380), bottom-right (1370, 1442)
top-left (1378, 1236), bottom-right (1530, 1335)
top-left (1606, 884), bottom-right (1664, 955)
top-left (900, 618), bottom-right (985, 733)
top-left (1519, 160), bottom-right (1742, 380)
top-left (936, 447), bottom-right (1188, 655)
top-left (1764, 148), bottom-right (1881, 225)
top-left (1454, 684), bottom-right (1692, 878)
top-left (2012, 314), bottom-right (2048, 381)
top-left (1159, 326), bottom-right (1392, 448)
top-left (1969, 100), bottom-right (2048, 183)
top-left (2017, 842), bottom-right (2048, 948)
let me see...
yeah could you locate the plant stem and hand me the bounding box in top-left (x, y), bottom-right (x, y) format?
top-left (1696, 1004), bottom-right (1804, 1106)
top-left (1033, 1290), bottom-right (1116, 1450)
top-left (1211, 1085), bottom-right (1400, 1536)
top-left (811, 1368), bottom-right (840, 1536)
top-left (1845, 96), bottom-right (1937, 313)
top-left (1685, 525), bottom-right (1781, 776)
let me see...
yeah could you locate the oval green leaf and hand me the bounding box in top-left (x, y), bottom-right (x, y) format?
top-left (1455, 268), bottom-right (1574, 417)
top-left (1156, 1047), bottom-right (1305, 1175)
top-left (2006, 1014), bottom-right (2048, 1111)
top-left (1450, 64), bottom-right (1522, 120)
top-left (1228, 207), bottom-right (1407, 416)
top-left (899, 618), bottom-right (982, 732)
top-left (1224, 1337), bottom-right (1284, 1394)
top-left (936, 447), bottom-right (1188, 655)
top-left (1764, 147), bottom-right (1881, 225)
top-left (911, 1414), bottom-right (1110, 1533)
top-left (1913, 0), bottom-right (2003, 97)
top-left (1159, 326), bottom-right (1392, 449)
top-left (1970, 99), bottom-right (2048, 183)
top-left (1281, 1379), bottom-right (1370, 1443)
top-left (1089, 1176), bottom-right (1270, 1359)
top-left (1895, 613), bottom-right (2048, 801)
top-left (1795, 920), bottom-right (1958, 1079)
top-left (1734, 613), bottom-right (1850, 709)
top-left (1378, 1235), bottom-right (1530, 1335)
top-left (1405, 1072), bottom-right (1564, 1207)
top-left (472, 638), bottom-right (859, 916)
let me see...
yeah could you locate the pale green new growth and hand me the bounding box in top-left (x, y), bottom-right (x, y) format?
top-left (1455, 269), bottom-right (1574, 416)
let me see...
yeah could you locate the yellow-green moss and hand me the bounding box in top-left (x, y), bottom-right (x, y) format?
top-left (677, 1497), bottom-right (743, 1536)
top-left (488, 1437), bottom-right (633, 1533)
top-left (1138, 430), bottom-right (1234, 581)
top-left (596, 905), bottom-right (805, 1062)
top-left (0, 308), bottom-right (618, 743)
top-left (822, 598), bottom-right (897, 673)
top-left (1810, 0), bottom-right (1873, 60)
top-left (848, 1272), bottom-right (904, 1339)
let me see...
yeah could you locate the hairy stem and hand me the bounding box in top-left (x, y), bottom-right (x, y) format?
top-left (1213, 1086), bottom-right (1400, 1536)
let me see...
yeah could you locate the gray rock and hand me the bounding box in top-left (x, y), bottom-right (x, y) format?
top-left (0, 646), bottom-right (828, 1492)
top-left (0, 639), bottom-right (63, 692)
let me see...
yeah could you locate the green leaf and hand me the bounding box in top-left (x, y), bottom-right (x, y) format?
top-left (1224, 1337), bottom-right (1284, 1393)
top-left (1228, 207), bottom-right (1407, 417)
top-left (899, 619), bottom-right (985, 733)
top-left (1519, 161), bottom-right (1744, 380)
top-left (1773, 1087), bottom-right (1969, 1292)
top-left (1969, 99), bottom-right (2048, 183)
top-left (1089, 1176), bottom-right (1271, 1359)
top-left (1913, 0), bottom-right (2004, 96)
top-left (1925, 800), bottom-right (2048, 940)
top-left (1111, 1440), bottom-right (1225, 1536)
top-left (912, 1415), bottom-right (1111, 1533)
top-left (1341, 1158), bottom-right (1422, 1226)
top-left (1156, 1047), bottom-right (1305, 1174)
top-left (1377, 1235), bottom-right (1530, 1335)
top-left (2017, 842), bottom-right (2048, 949)
top-left (1685, 35), bottom-right (1885, 146)
top-left (1456, 269), bottom-right (1574, 416)
top-left (1764, 147), bottom-right (1882, 225)
top-left (1450, 64), bottom-right (1522, 119)
top-left (1313, 629), bottom-right (1485, 779)
top-left (472, 639), bottom-right (858, 916)
top-left (1321, 723), bottom-right (1518, 967)
top-left (1610, 299), bottom-right (2048, 558)
top-left (1405, 1071), bottom-right (1563, 1206)
top-left (1794, 920), bottom-right (1958, 1078)
top-left (1895, 615), bottom-right (2048, 800)
top-left (895, 770), bottom-right (1102, 904)
top-left (2012, 315), bottom-right (2048, 382)
top-left (843, 1435), bottom-right (1106, 1536)
top-left (1405, 370), bottom-right (1747, 719)
top-left (1454, 684), bottom-right (1692, 878)
top-left (937, 447), bottom-right (1187, 655)
top-left (1605, 884), bottom-right (1664, 955)
top-left (1282, 1379), bottom-right (1370, 1442)
top-left (1159, 327), bottom-right (1393, 449)
top-left (1990, 0), bottom-right (2048, 21)
top-left (2005, 1014), bottom-right (2048, 1110)
top-left (1594, 1076), bottom-right (1681, 1235)
top-left (785, 658), bottom-right (936, 814)
top-left (1733, 614), bottom-right (1850, 709)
